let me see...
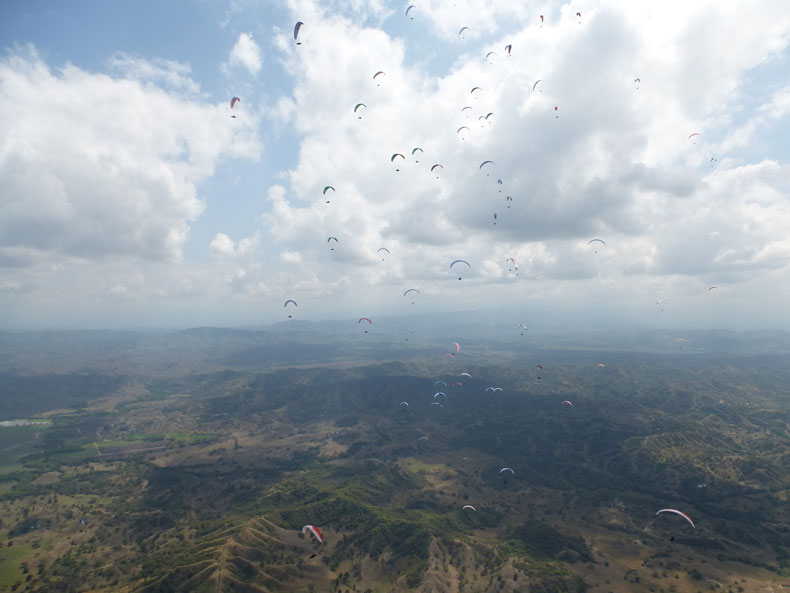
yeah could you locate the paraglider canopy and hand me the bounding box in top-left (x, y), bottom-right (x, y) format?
top-left (294, 21), bottom-right (304, 44)
top-left (302, 524), bottom-right (323, 542)
top-left (655, 509), bottom-right (695, 529)
top-left (230, 96), bottom-right (240, 109)
top-left (450, 259), bottom-right (471, 280)
top-left (391, 153), bottom-right (405, 171)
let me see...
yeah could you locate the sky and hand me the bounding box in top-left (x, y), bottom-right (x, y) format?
top-left (0, 0), bottom-right (789, 331)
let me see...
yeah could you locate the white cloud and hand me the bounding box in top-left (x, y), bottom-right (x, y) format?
top-left (210, 233), bottom-right (236, 258)
top-left (251, 0), bottom-right (790, 318)
top-left (0, 46), bottom-right (261, 268)
top-left (210, 231), bottom-right (261, 258)
top-left (108, 53), bottom-right (201, 94)
top-left (2, 1), bottom-right (789, 329)
top-left (228, 32), bottom-right (263, 74)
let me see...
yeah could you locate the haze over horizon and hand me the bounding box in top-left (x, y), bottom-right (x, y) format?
top-left (1, 0), bottom-right (789, 331)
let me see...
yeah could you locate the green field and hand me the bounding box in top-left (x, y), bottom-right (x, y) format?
top-left (0, 328), bottom-right (789, 592)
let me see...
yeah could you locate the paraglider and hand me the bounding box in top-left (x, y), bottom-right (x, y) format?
top-left (284, 299), bottom-right (297, 318)
top-left (302, 524), bottom-right (323, 542)
top-left (459, 372), bottom-right (471, 378)
top-left (452, 342), bottom-right (460, 353)
top-left (403, 288), bottom-right (420, 304)
top-left (431, 163), bottom-right (444, 178)
top-left (555, 105), bottom-right (559, 118)
top-left (323, 186), bottom-right (335, 203)
top-left (462, 505), bottom-right (477, 511)
top-left (532, 80), bottom-right (542, 92)
top-left (689, 132), bottom-right (700, 144)
top-left (400, 401), bottom-right (409, 408)
top-left (479, 161), bottom-right (495, 176)
top-left (294, 21), bottom-right (304, 44)
top-left (405, 4), bottom-right (415, 19)
top-left (576, 11), bottom-right (582, 22)
top-left (327, 236), bottom-right (338, 251)
top-left (391, 153), bottom-right (405, 171)
top-left (230, 96), bottom-right (240, 109)
top-left (434, 380), bottom-right (447, 387)
top-left (561, 400), bottom-right (573, 407)
top-left (450, 259), bottom-right (471, 280)
top-left (634, 77), bottom-right (641, 89)
top-left (378, 247), bottom-right (391, 260)
top-left (354, 103), bottom-right (366, 119)
top-left (459, 26), bottom-right (470, 38)
top-left (373, 71), bottom-right (386, 86)
top-left (504, 44), bottom-right (512, 56)
top-left (461, 106), bottom-right (473, 116)
top-left (656, 509), bottom-right (695, 529)
top-left (708, 286), bottom-right (718, 292)
top-left (485, 51), bottom-right (497, 63)
top-left (359, 317), bottom-right (372, 333)
top-left (588, 238), bottom-right (606, 253)
top-left (418, 436), bottom-right (430, 441)
top-left (470, 86), bottom-right (482, 96)
top-left (412, 147), bottom-right (423, 162)
top-left (452, 382), bottom-right (463, 388)
top-left (457, 126), bottom-right (470, 139)
top-left (516, 323), bottom-right (527, 335)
